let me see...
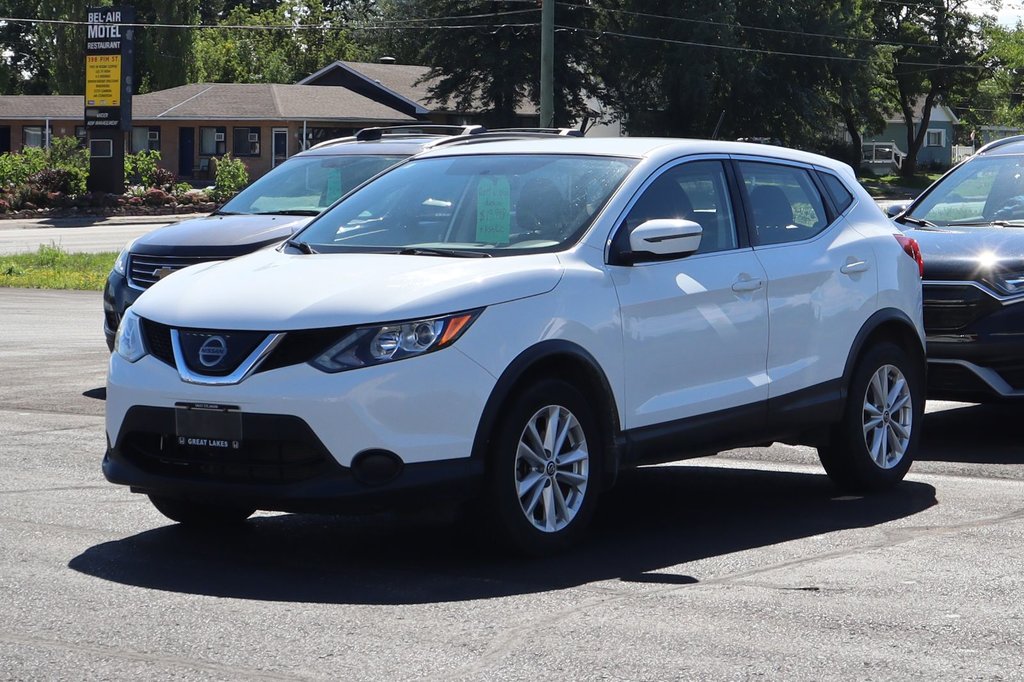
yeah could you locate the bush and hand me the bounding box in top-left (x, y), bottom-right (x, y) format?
top-left (27, 168), bottom-right (76, 194)
top-left (0, 138), bottom-right (88, 196)
top-left (211, 154), bottom-right (249, 201)
top-left (124, 149), bottom-right (162, 189)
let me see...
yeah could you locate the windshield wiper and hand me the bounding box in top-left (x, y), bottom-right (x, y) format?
top-left (283, 239), bottom-right (318, 254)
top-left (896, 215), bottom-right (937, 228)
top-left (213, 209), bottom-right (246, 216)
top-left (256, 209), bottom-right (320, 216)
top-left (947, 220), bottom-right (1024, 227)
top-left (395, 247), bottom-right (491, 258)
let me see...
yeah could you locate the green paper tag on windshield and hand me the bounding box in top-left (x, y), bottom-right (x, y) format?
top-left (476, 177), bottom-right (511, 244)
top-left (325, 171), bottom-right (343, 204)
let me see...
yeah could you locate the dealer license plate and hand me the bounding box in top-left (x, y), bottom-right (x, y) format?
top-left (174, 402), bottom-right (243, 450)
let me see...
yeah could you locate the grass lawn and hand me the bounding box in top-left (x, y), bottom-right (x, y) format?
top-left (0, 244), bottom-right (116, 291)
top-left (860, 172), bottom-right (944, 198)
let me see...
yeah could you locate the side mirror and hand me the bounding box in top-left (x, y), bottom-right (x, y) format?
top-left (885, 203), bottom-right (910, 218)
top-left (621, 219), bottom-right (702, 264)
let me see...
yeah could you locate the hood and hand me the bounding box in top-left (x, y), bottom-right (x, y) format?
top-left (131, 214), bottom-right (311, 254)
top-left (132, 248), bottom-right (565, 330)
top-left (903, 224), bottom-right (1024, 280)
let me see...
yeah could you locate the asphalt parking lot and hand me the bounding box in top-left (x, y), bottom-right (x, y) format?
top-left (2, 288), bottom-right (1023, 680)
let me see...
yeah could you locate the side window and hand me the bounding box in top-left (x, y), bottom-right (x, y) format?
top-left (623, 160), bottom-right (738, 254)
top-left (818, 172), bottom-right (854, 213)
top-left (739, 161), bottom-right (828, 245)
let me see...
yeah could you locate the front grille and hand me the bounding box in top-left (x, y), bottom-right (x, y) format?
top-left (141, 318), bottom-right (176, 367)
top-left (121, 432), bottom-right (335, 484)
top-left (922, 284), bottom-right (1001, 333)
top-left (127, 254), bottom-right (225, 290)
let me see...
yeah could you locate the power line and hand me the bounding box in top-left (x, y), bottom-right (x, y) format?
top-left (555, 1), bottom-right (940, 51)
top-left (574, 25), bottom-right (988, 70)
top-left (0, 7), bottom-right (540, 31)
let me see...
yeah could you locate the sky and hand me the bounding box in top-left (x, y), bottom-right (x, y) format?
top-left (970, 0), bottom-right (1024, 26)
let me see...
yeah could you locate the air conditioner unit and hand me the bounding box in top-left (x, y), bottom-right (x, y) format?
top-left (147, 130), bottom-right (159, 141)
top-left (248, 132), bottom-right (259, 143)
top-left (214, 132), bottom-right (225, 142)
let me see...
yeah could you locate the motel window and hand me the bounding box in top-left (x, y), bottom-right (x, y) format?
top-left (199, 126), bottom-right (227, 156)
top-left (22, 125), bottom-right (50, 148)
top-left (232, 127), bottom-right (261, 157)
top-left (130, 126), bottom-right (160, 153)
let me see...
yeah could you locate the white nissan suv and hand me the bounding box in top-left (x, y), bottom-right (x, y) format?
top-left (105, 137), bottom-right (926, 554)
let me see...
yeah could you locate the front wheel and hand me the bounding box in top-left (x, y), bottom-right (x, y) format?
top-left (148, 495), bottom-right (255, 527)
top-left (485, 379), bottom-right (603, 555)
top-left (818, 342), bottom-right (923, 492)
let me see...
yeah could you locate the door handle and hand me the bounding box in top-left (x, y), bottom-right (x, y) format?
top-left (731, 277), bottom-right (764, 292)
top-left (841, 259), bottom-right (869, 275)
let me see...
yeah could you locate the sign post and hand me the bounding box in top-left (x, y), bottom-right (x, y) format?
top-left (84, 6), bottom-right (134, 194)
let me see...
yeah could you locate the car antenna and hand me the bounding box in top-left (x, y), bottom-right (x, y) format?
top-left (711, 110), bottom-right (725, 140)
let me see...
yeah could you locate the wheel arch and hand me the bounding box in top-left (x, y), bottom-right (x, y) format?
top-left (471, 340), bottom-right (622, 489)
top-left (841, 308), bottom-right (926, 401)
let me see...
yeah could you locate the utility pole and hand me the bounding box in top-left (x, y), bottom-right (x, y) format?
top-left (540, 0), bottom-right (554, 128)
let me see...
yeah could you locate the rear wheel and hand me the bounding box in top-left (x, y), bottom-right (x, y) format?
top-left (485, 379), bottom-right (603, 555)
top-left (148, 495), bottom-right (255, 526)
top-left (818, 342), bottom-right (923, 491)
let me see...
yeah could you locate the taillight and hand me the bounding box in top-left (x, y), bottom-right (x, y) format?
top-left (894, 234), bottom-right (924, 278)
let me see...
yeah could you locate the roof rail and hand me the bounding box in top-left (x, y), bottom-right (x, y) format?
top-left (974, 134), bottom-right (1024, 155)
top-left (354, 124), bottom-right (485, 141)
top-left (306, 125), bottom-right (485, 150)
top-left (427, 130), bottom-right (589, 149)
top-left (488, 127), bottom-right (584, 137)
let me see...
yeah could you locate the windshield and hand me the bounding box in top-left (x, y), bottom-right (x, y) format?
top-left (220, 154), bottom-right (407, 216)
top-left (293, 154), bottom-right (638, 255)
top-left (907, 155), bottom-right (1024, 226)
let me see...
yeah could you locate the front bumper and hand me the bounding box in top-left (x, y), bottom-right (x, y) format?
top-left (105, 344), bottom-right (497, 508)
top-left (103, 406), bottom-right (484, 512)
top-left (923, 281), bottom-right (1024, 401)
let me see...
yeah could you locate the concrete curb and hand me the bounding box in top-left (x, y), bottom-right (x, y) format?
top-left (0, 213), bottom-right (211, 231)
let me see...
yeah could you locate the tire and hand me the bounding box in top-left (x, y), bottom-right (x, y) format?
top-left (148, 494), bottom-right (255, 527)
top-left (484, 379), bottom-right (603, 555)
top-left (818, 342), bottom-right (923, 492)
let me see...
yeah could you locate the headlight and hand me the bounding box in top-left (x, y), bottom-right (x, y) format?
top-left (990, 270), bottom-right (1024, 296)
top-left (114, 310), bottom-right (147, 363)
top-left (112, 239), bottom-right (135, 276)
top-left (310, 309), bottom-right (482, 373)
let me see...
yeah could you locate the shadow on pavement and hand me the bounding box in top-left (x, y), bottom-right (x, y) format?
top-left (69, 465), bottom-right (936, 604)
top-left (919, 402), bottom-right (1024, 464)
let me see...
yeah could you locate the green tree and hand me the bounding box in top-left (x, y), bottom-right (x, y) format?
top-left (872, 0), bottom-right (990, 176)
top-left (383, 0), bottom-right (596, 128)
top-left (194, 0), bottom-right (364, 84)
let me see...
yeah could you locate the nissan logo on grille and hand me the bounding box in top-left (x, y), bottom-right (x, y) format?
top-left (197, 336), bottom-right (228, 367)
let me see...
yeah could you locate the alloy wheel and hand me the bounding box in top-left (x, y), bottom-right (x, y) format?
top-left (514, 404), bottom-right (590, 533)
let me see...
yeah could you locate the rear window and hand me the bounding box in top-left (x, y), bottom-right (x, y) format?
top-left (819, 172), bottom-right (854, 213)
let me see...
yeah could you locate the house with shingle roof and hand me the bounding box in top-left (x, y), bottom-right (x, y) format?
top-left (0, 60), bottom-right (552, 182)
top-left (299, 60), bottom-right (540, 125)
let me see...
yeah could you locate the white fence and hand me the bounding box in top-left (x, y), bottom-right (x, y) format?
top-left (952, 145), bottom-right (975, 164)
top-left (862, 141), bottom-right (906, 171)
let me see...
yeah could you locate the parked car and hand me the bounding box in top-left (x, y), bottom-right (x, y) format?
top-left (103, 125), bottom-right (486, 350)
top-left (105, 137), bottom-right (926, 554)
top-left (891, 135), bottom-right (1024, 402)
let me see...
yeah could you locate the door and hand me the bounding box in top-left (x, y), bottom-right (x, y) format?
top-left (736, 159), bottom-right (877, 399)
top-left (272, 128), bottom-right (288, 167)
top-left (0, 127), bottom-right (10, 154)
top-left (610, 159), bottom-right (770, 429)
top-left (178, 127), bottom-right (195, 177)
